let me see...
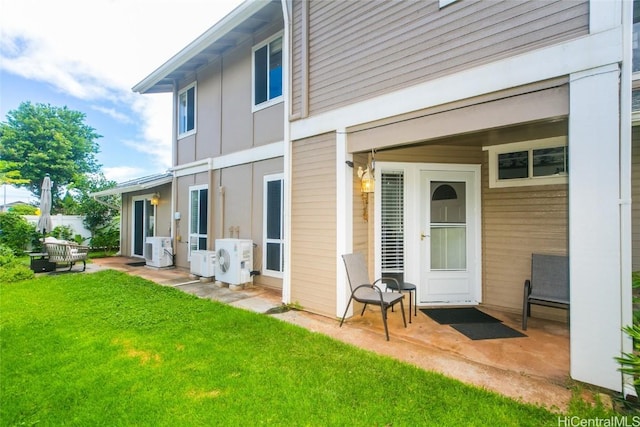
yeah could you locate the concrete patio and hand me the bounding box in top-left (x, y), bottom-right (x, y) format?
top-left (87, 256), bottom-right (582, 411)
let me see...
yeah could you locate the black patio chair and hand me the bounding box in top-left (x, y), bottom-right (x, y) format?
top-left (340, 253), bottom-right (407, 341)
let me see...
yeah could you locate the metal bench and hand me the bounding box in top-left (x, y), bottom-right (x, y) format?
top-left (44, 242), bottom-right (89, 272)
top-left (522, 253), bottom-right (569, 330)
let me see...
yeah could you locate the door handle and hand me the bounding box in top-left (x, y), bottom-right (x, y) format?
top-left (421, 233), bottom-right (429, 241)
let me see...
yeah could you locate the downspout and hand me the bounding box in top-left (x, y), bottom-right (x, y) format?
top-left (171, 79), bottom-right (179, 261)
top-left (281, 0), bottom-right (292, 304)
top-left (620, 0), bottom-right (634, 398)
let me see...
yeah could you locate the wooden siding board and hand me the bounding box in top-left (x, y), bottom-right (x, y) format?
top-left (291, 133), bottom-right (337, 316)
top-left (481, 148), bottom-right (568, 316)
top-left (301, 0), bottom-right (588, 114)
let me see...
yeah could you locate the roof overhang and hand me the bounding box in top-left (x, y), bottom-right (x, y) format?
top-left (132, 0), bottom-right (281, 94)
top-left (91, 173), bottom-right (173, 197)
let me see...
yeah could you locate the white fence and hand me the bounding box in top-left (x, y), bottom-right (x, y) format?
top-left (24, 215), bottom-right (91, 245)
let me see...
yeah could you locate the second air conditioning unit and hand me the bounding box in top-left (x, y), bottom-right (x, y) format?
top-left (145, 237), bottom-right (173, 268)
top-left (190, 250), bottom-right (216, 278)
top-left (215, 239), bottom-right (253, 285)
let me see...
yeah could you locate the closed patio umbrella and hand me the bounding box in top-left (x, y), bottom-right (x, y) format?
top-left (36, 175), bottom-right (53, 238)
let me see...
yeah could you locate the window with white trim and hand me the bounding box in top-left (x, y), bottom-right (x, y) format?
top-left (484, 136), bottom-right (568, 188)
top-left (253, 34), bottom-right (283, 110)
top-left (189, 185), bottom-right (208, 254)
top-left (381, 171), bottom-right (404, 282)
top-left (263, 174), bottom-right (284, 277)
top-left (178, 83), bottom-right (196, 137)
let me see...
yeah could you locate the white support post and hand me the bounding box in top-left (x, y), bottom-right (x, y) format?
top-left (569, 64), bottom-right (623, 391)
top-left (336, 129), bottom-right (353, 317)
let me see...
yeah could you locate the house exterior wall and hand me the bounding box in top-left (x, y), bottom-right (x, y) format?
top-left (168, 18), bottom-right (285, 289)
top-left (290, 132), bottom-right (337, 315)
top-left (285, 0), bottom-right (627, 392)
top-left (119, 183), bottom-right (172, 257)
top-left (291, 0), bottom-right (588, 117)
top-left (633, 125), bottom-right (640, 271)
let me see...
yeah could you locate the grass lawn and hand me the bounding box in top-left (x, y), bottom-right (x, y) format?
top-left (1, 270), bottom-right (610, 426)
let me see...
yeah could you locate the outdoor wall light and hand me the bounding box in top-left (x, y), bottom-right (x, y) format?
top-left (150, 193), bottom-right (160, 206)
top-left (357, 165), bottom-right (374, 221)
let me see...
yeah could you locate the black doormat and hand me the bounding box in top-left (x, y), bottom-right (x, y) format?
top-left (421, 307), bottom-right (501, 325)
top-left (126, 261), bottom-right (147, 267)
top-left (451, 322), bottom-right (527, 340)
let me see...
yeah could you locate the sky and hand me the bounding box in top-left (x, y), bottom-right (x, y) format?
top-left (0, 0), bottom-right (244, 205)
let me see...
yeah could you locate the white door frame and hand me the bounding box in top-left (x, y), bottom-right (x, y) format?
top-left (131, 195), bottom-right (156, 258)
top-left (374, 162), bottom-right (482, 306)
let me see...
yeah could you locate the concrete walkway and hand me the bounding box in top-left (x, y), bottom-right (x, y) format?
top-left (87, 257), bottom-right (589, 412)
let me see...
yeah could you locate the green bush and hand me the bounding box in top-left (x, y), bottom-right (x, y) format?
top-left (51, 225), bottom-right (74, 241)
top-left (7, 204), bottom-right (37, 215)
top-left (0, 262), bottom-right (34, 282)
top-left (0, 245), bottom-right (34, 282)
top-left (90, 228), bottom-right (119, 251)
top-left (0, 212), bottom-right (35, 255)
top-left (617, 272), bottom-right (640, 406)
top-left (0, 244), bottom-right (15, 266)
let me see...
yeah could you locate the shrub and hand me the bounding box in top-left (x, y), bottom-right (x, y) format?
top-left (0, 261), bottom-right (34, 282)
top-left (91, 228), bottom-right (119, 251)
top-left (0, 244), bottom-right (34, 282)
top-left (0, 212), bottom-right (35, 255)
top-left (51, 225), bottom-right (74, 241)
top-left (7, 204), bottom-right (38, 215)
top-left (0, 244), bottom-right (15, 266)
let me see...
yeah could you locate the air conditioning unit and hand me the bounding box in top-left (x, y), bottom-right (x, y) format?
top-left (215, 239), bottom-right (253, 285)
top-left (145, 237), bottom-right (173, 268)
top-left (190, 250), bottom-right (216, 277)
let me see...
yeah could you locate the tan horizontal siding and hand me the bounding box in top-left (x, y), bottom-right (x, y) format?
top-left (481, 150), bottom-right (568, 320)
top-left (291, 133), bottom-right (337, 316)
top-left (299, 0), bottom-right (587, 115)
top-left (291, 0), bottom-right (303, 117)
top-left (376, 144), bottom-right (483, 164)
top-left (633, 127), bottom-right (640, 271)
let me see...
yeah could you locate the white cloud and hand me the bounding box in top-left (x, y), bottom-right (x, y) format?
top-left (90, 105), bottom-right (134, 124)
top-left (0, 0), bottom-right (243, 179)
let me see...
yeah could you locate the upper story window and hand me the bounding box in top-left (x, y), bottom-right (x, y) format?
top-left (178, 83), bottom-right (196, 138)
top-left (484, 137), bottom-right (568, 188)
top-left (253, 33), bottom-right (283, 110)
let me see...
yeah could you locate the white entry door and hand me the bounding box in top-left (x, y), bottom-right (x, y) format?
top-left (132, 198), bottom-right (155, 258)
top-left (420, 169), bottom-right (480, 304)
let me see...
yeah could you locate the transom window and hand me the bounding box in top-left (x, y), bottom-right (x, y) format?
top-left (253, 34), bottom-right (283, 110)
top-left (484, 137), bottom-right (568, 188)
top-left (178, 83), bottom-right (196, 137)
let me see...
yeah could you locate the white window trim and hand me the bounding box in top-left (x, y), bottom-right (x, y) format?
top-left (439, 0), bottom-right (459, 8)
top-left (131, 195), bottom-right (156, 258)
top-left (178, 82), bottom-right (197, 139)
top-left (188, 184), bottom-right (208, 259)
top-left (252, 32), bottom-right (284, 112)
top-left (263, 173), bottom-right (284, 278)
top-left (483, 136), bottom-right (568, 188)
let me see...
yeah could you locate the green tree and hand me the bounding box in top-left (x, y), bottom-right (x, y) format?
top-left (72, 173), bottom-right (119, 237)
top-left (0, 212), bottom-right (36, 255)
top-left (7, 204), bottom-right (37, 215)
top-left (0, 102), bottom-right (102, 211)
